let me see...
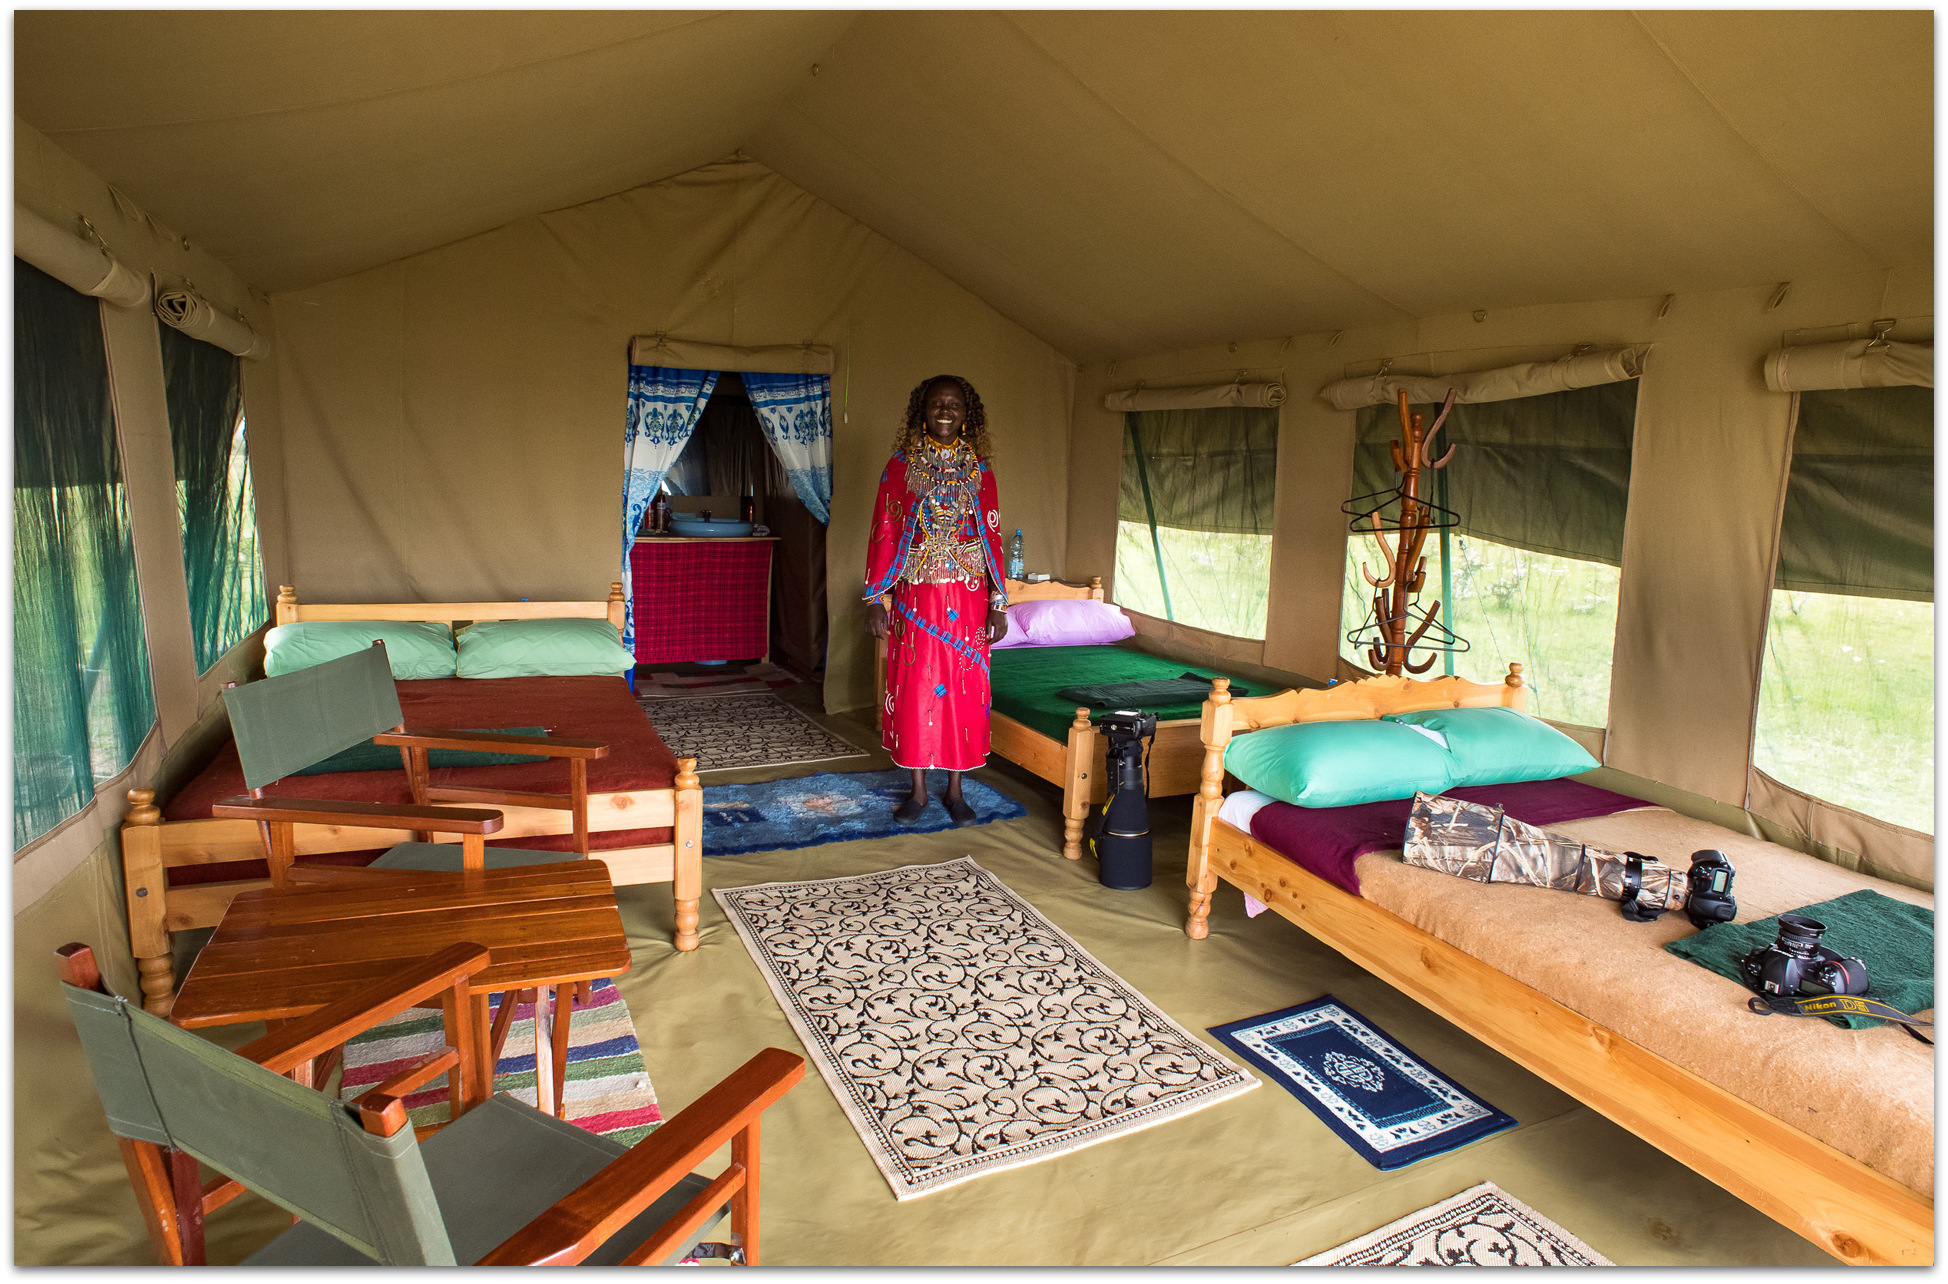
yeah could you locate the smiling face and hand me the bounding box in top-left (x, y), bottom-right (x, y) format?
top-left (921, 379), bottom-right (967, 444)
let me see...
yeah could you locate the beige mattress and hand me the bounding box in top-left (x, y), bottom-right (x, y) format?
top-left (1351, 806), bottom-right (1934, 1195)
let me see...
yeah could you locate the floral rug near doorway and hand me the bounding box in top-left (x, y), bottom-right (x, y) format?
top-left (1296, 1181), bottom-right (1614, 1265)
top-left (634, 660), bottom-right (800, 699)
top-left (640, 692), bottom-right (864, 771)
top-left (715, 858), bottom-right (1258, 1199)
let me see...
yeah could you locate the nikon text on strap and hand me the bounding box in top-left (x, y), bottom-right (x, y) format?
top-left (1747, 992), bottom-right (1935, 1043)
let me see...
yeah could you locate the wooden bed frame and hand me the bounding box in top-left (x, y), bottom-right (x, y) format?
top-left (119, 583), bottom-right (705, 1017)
top-left (874, 576), bottom-right (1216, 861)
top-left (1184, 667), bottom-right (1932, 1266)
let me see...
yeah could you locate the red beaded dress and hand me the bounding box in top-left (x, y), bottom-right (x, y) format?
top-left (863, 438), bottom-right (1007, 771)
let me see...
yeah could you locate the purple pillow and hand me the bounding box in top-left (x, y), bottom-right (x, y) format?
top-left (997, 598), bottom-right (1135, 648)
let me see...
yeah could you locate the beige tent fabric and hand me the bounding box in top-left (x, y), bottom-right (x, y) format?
top-left (270, 157), bottom-right (1075, 716)
top-left (154, 285), bottom-right (268, 360)
top-left (13, 201), bottom-right (148, 307)
top-left (628, 335), bottom-right (834, 374)
top-left (1102, 379), bottom-right (1286, 411)
top-left (1319, 345), bottom-right (1650, 410)
top-left (1763, 338), bottom-right (1932, 391)
top-left (1747, 769), bottom-right (1933, 891)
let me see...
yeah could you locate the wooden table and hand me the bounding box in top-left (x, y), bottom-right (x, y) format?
top-left (171, 862), bottom-right (632, 1121)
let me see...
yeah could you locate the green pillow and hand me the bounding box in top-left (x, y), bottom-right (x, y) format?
top-left (1384, 706), bottom-right (1598, 787)
top-left (262, 620), bottom-right (456, 681)
top-left (455, 618), bottom-right (635, 679)
top-left (1222, 719), bottom-right (1456, 809)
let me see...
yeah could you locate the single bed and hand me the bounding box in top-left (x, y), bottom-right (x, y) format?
top-left (874, 576), bottom-right (1250, 859)
top-left (120, 584), bottom-right (704, 1016)
top-left (1183, 667), bottom-right (1933, 1265)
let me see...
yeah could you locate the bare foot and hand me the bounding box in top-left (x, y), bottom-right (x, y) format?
top-left (894, 792), bottom-right (928, 824)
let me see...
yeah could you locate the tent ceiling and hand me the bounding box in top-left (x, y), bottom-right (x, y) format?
top-left (16, 10), bottom-right (1930, 359)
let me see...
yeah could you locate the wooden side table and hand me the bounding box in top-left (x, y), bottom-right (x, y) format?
top-left (171, 863), bottom-right (631, 1121)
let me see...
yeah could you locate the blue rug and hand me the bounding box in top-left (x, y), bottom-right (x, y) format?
top-left (698, 769), bottom-right (1027, 856)
top-left (1209, 996), bottom-right (1515, 1169)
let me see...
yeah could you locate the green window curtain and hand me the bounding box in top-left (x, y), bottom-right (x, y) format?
top-left (1753, 385), bottom-right (1933, 833)
top-left (159, 323), bottom-right (265, 670)
top-left (14, 257), bottom-right (156, 848)
top-left (1340, 380), bottom-right (1637, 727)
top-left (1112, 406), bottom-right (1278, 640)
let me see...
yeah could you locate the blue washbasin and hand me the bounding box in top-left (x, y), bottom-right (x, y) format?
top-left (668, 518), bottom-right (754, 538)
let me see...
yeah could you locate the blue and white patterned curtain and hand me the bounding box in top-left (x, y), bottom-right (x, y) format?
top-left (741, 372), bottom-right (833, 525)
top-left (621, 365), bottom-right (719, 648)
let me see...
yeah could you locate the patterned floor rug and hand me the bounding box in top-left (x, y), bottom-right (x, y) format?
top-left (700, 769), bottom-right (1026, 855)
top-left (715, 857), bottom-right (1258, 1200)
top-left (339, 978), bottom-right (662, 1146)
top-left (1296, 1181), bottom-right (1614, 1265)
top-left (640, 692), bottom-right (865, 771)
top-left (1209, 996), bottom-right (1514, 1169)
top-left (635, 661), bottom-right (800, 699)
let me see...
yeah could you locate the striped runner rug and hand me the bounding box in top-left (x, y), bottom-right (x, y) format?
top-left (338, 978), bottom-right (662, 1145)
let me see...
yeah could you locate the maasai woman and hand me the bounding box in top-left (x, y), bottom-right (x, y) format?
top-left (864, 374), bottom-right (1008, 824)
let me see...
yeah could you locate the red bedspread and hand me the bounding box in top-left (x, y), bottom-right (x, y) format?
top-left (1246, 778), bottom-right (1652, 897)
top-left (164, 675), bottom-right (679, 885)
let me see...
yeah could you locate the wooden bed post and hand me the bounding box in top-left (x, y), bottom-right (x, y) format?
top-left (1088, 576), bottom-right (1103, 600)
top-left (1060, 708), bottom-right (1095, 861)
top-left (672, 757), bottom-right (702, 952)
top-left (1503, 661), bottom-right (1527, 711)
top-left (274, 585), bottom-right (299, 627)
top-left (121, 790), bottom-right (177, 1016)
top-left (607, 582), bottom-right (626, 635)
top-left (1186, 679), bottom-right (1233, 940)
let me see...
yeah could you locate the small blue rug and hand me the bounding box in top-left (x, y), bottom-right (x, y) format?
top-left (1209, 996), bottom-right (1515, 1169)
top-left (698, 769), bottom-right (1027, 856)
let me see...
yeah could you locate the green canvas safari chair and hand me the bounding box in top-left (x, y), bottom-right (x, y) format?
top-left (58, 941), bottom-right (807, 1266)
top-left (213, 643), bottom-right (611, 881)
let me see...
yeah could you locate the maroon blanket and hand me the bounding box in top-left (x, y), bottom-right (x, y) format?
top-left (1247, 778), bottom-right (1652, 897)
top-left (164, 675), bottom-right (679, 886)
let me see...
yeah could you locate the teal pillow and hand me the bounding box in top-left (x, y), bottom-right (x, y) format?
top-left (262, 620), bottom-right (456, 681)
top-left (455, 618), bottom-right (635, 679)
top-left (1222, 719), bottom-right (1456, 809)
top-left (1384, 706), bottom-right (1598, 787)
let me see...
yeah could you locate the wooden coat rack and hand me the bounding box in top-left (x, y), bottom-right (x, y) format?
top-left (1343, 387), bottom-right (1467, 676)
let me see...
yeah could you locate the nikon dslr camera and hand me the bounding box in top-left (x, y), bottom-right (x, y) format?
top-left (1738, 912), bottom-right (1869, 999)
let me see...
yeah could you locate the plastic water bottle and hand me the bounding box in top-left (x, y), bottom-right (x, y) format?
top-left (1007, 529), bottom-right (1025, 581)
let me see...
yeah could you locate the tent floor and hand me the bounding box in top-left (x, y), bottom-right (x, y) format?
top-left (24, 691), bottom-right (1834, 1266)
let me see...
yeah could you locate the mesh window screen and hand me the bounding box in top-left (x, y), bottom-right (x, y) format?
top-left (160, 323), bottom-right (265, 672)
top-left (14, 258), bottom-right (156, 847)
top-left (1753, 386), bottom-right (1933, 833)
top-left (1113, 406), bottom-right (1277, 639)
top-left (1339, 381), bottom-right (1637, 727)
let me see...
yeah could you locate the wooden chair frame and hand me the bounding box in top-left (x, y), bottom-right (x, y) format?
top-left (121, 584), bottom-right (705, 1016)
top-left (60, 942), bottom-right (806, 1267)
top-left (874, 576), bottom-right (1218, 860)
top-left (1183, 667), bottom-right (1933, 1266)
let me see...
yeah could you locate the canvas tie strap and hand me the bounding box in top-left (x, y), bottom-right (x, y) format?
top-left (1746, 992), bottom-right (1935, 1043)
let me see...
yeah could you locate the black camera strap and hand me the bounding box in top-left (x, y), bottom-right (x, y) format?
top-left (1746, 992), bottom-right (1935, 1043)
top-left (1618, 854), bottom-right (1667, 922)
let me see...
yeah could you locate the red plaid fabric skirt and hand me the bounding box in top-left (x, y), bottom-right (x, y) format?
top-left (631, 540), bottom-right (772, 664)
top-left (882, 579), bottom-right (991, 771)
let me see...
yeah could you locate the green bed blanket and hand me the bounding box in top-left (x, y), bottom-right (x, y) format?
top-left (990, 644), bottom-right (1241, 740)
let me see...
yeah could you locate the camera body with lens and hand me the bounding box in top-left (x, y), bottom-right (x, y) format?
top-left (1739, 912), bottom-right (1869, 999)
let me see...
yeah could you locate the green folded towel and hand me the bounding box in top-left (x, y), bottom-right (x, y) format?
top-left (1056, 673), bottom-right (1247, 710)
top-left (1665, 889), bottom-right (1934, 1029)
top-left (291, 727), bottom-right (551, 776)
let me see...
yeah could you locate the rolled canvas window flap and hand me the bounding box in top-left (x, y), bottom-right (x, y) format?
top-left (1102, 380), bottom-right (1286, 412)
top-left (1764, 339), bottom-right (1932, 392)
top-left (155, 285), bottom-right (267, 361)
top-left (14, 203), bottom-right (148, 308)
top-left (628, 334), bottom-right (834, 375)
top-left (1321, 345), bottom-right (1649, 411)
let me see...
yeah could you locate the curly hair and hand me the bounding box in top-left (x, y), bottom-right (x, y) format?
top-left (893, 373), bottom-right (992, 460)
